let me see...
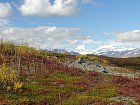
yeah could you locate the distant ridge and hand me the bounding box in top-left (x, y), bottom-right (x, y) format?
top-left (74, 45), bottom-right (140, 58)
top-left (93, 46), bottom-right (140, 58)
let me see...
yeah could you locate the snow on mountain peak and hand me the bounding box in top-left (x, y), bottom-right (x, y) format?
top-left (75, 45), bottom-right (86, 50)
top-left (92, 45), bottom-right (140, 58)
top-left (75, 44), bottom-right (93, 54)
top-left (74, 44), bottom-right (140, 58)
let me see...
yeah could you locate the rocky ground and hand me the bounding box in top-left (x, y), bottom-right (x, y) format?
top-left (68, 58), bottom-right (140, 78)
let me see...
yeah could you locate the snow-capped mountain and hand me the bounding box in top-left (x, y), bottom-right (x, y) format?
top-left (93, 45), bottom-right (140, 58)
top-left (74, 45), bottom-right (94, 54)
top-left (70, 44), bottom-right (140, 58)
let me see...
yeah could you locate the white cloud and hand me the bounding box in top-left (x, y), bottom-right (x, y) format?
top-left (0, 3), bottom-right (12, 19)
top-left (111, 30), bottom-right (140, 42)
top-left (0, 26), bottom-right (94, 50)
top-left (68, 39), bottom-right (78, 45)
top-left (19, 0), bottom-right (79, 17)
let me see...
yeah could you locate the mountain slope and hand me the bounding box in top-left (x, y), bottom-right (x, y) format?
top-left (74, 45), bottom-right (94, 54)
top-left (93, 45), bottom-right (140, 58)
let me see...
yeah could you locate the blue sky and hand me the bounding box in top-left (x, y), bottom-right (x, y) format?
top-left (0, 0), bottom-right (140, 52)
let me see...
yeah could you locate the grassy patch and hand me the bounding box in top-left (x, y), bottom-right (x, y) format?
top-left (86, 83), bottom-right (117, 99)
top-left (62, 94), bottom-right (91, 105)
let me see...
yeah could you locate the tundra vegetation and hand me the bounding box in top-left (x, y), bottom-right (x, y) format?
top-left (0, 41), bottom-right (140, 105)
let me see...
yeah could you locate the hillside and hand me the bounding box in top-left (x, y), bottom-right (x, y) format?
top-left (0, 42), bottom-right (140, 105)
top-left (100, 56), bottom-right (140, 70)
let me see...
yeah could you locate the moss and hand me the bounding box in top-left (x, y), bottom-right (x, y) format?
top-left (86, 83), bottom-right (117, 99)
top-left (23, 84), bottom-right (47, 90)
top-left (103, 74), bottom-right (113, 81)
top-left (62, 94), bottom-right (91, 105)
top-left (54, 73), bottom-right (82, 82)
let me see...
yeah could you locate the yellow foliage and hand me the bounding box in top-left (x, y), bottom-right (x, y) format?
top-left (0, 41), bottom-right (14, 52)
top-left (101, 59), bottom-right (109, 66)
top-left (0, 63), bottom-right (20, 91)
top-left (14, 82), bottom-right (23, 91)
top-left (15, 45), bottom-right (43, 57)
top-left (76, 54), bottom-right (87, 59)
top-left (89, 56), bottom-right (99, 61)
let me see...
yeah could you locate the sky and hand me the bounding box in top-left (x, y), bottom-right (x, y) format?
top-left (0, 0), bottom-right (140, 52)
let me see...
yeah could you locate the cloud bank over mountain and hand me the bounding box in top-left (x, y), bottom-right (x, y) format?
top-left (111, 30), bottom-right (140, 42)
top-left (0, 26), bottom-right (94, 49)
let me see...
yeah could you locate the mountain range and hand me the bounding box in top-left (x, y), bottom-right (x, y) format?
top-left (75, 45), bottom-right (140, 58)
top-left (45, 45), bottom-right (140, 58)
